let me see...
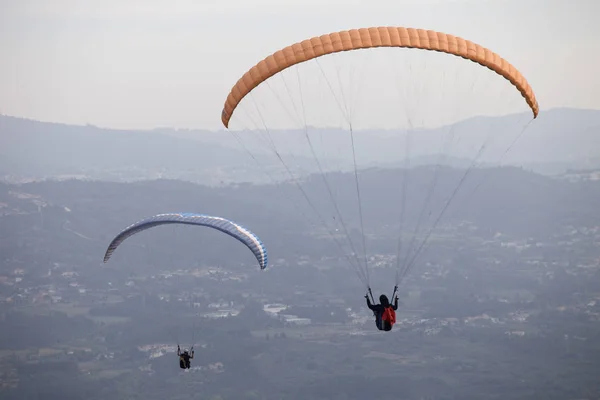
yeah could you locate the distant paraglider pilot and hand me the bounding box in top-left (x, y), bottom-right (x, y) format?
top-left (177, 345), bottom-right (194, 369)
top-left (366, 293), bottom-right (398, 331)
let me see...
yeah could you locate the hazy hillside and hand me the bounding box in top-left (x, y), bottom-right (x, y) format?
top-left (0, 116), bottom-right (285, 185)
top-left (1, 108), bottom-right (599, 185)
top-left (109, 107), bottom-right (600, 173)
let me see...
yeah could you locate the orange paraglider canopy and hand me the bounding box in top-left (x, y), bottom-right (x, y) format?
top-left (221, 26), bottom-right (538, 128)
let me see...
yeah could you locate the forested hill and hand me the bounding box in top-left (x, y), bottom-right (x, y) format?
top-left (2, 165), bottom-right (599, 276)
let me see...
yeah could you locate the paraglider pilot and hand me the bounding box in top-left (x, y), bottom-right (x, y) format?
top-left (177, 345), bottom-right (194, 369)
top-left (366, 291), bottom-right (398, 331)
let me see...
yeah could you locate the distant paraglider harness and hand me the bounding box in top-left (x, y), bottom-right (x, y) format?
top-left (366, 286), bottom-right (398, 331)
top-left (178, 344), bottom-right (194, 369)
top-left (176, 321), bottom-right (197, 370)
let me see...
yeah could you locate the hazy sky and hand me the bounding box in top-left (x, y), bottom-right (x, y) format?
top-left (1, 0), bottom-right (598, 130)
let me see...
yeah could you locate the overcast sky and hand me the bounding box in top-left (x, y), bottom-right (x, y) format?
top-left (1, 0), bottom-right (598, 130)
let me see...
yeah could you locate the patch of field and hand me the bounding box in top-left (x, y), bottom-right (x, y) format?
top-left (364, 350), bottom-right (424, 365)
top-left (38, 347), bottom-right (63, 357)
top-left (49, 303), bottom-right (91, 316)
top-left (0, 349), bottom-right (30, 360)
top-left (89, 315), bottom-right (130, 324)
top-left (84, 367), bottom-right (132, 380)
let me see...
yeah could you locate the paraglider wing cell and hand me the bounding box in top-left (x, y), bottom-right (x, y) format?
top-left (103, 213), bottom-right (268, 269)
